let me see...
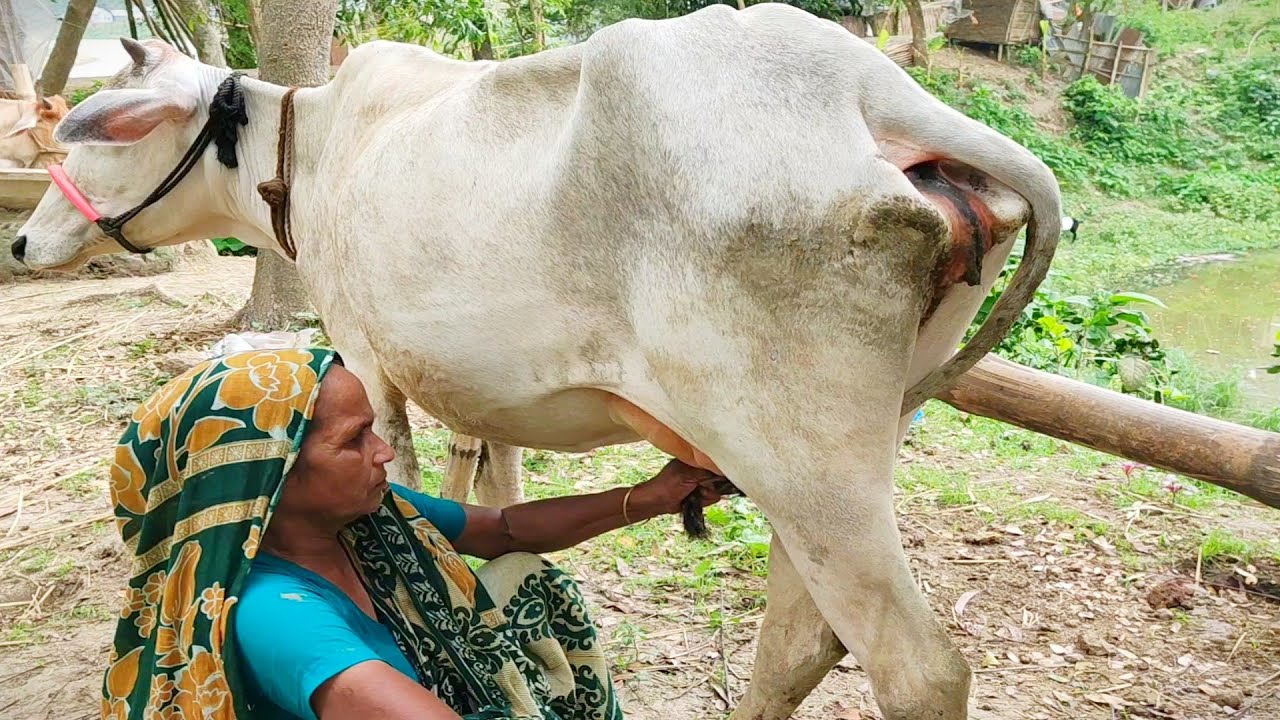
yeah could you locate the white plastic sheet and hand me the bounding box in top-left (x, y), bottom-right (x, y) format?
top-left (207, 329), bottom-right (323, 358)
top-left (0, 0), bottom-right (61, 95)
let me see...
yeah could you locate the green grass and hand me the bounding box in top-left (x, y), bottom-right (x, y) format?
top-left (1199, 528), bottom-right (1254, 562)
top-left (58, 469), bottom-right (100, 498)
top-left (4, 621), bottom-right (39, 643)
top-left (19, 548), bottom-right (57, 574)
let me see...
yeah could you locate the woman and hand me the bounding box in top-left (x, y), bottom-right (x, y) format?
top-left (103, 347), bottom-right (724, 720)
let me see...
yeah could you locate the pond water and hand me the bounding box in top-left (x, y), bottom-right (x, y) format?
top-left (1147, 250), bottom-right (1280, 410)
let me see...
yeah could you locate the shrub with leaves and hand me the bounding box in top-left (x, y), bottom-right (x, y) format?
top-left (969, 255), bottom-right (1180, 402)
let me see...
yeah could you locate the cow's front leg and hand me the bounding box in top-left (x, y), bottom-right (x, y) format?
top-left (474, 442), bottom-right (525, 507)
top-left (732, 534), bottom-right (845, 720)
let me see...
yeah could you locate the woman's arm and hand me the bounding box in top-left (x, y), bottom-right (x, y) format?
top-left (452, 459), bottom-right (724, 560)
top-left (314, 660), bottom-right (462, 720)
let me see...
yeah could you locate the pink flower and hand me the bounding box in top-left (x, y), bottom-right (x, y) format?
top-left (1162, 474), bottom-right (1196, 497)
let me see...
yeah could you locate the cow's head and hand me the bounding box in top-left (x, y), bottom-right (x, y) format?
top-left (13, 38), bottom-right (227, 270)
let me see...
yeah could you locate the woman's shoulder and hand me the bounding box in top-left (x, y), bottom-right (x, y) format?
top-left (237, 554), bottom-right (346, 627)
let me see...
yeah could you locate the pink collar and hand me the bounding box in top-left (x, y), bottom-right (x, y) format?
top-left (47, 163), bottom-right (103, 223)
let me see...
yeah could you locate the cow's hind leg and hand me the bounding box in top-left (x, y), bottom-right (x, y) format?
top-left (746, 455), bottom-right (969, 720)
top-left (442, 433), bottom-right (482, 501)
top-left (732, 534), bottom-right (845, 720)
top-left (441, 437), bottom-right (525, 505)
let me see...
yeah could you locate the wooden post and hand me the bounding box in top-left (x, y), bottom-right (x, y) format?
top-left (937, 355), bottom-right (1280, 510)
top-left (1079, 37), bottom-right (1094, 80)
top-left (1138, 47), bottom-right (1154, 97)
top-left (1110, 42), bottom-right (1124, 84)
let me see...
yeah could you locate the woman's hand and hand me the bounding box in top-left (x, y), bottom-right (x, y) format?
top-left (626, 458), bottom-right (728, 520)
top-left (456, 458), bottom-right (733, 557)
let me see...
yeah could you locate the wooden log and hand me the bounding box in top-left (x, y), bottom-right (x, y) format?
top-left (937, 355), bottom-right (1280, 510)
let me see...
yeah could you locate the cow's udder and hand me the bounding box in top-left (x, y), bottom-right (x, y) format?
top-left (604, 395), bottom-right (723, 475)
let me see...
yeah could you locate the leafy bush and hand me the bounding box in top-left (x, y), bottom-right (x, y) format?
top-left (1062, 76), bottom-right (1202, 167)
top-left (969, 256), bottom-right (1180, 402)
top-left (1013, 45), bottom-right (1043, 69)
top-left (68, 81), bottom-right (103, 106)
top-left (1155, 168), bottom-right (1280, 222)
top-left (1212, 57), bottom-right (1280, 133)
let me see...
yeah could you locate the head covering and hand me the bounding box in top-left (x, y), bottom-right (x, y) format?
top-left (103, 348), bottom-right (336, 720)
top-left (102, 348), bottom-right (621, 720)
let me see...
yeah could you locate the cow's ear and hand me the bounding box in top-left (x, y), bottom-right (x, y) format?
top-left (2, 102), bottom-right (39, 139)
top-left (54, 87), bottom-right (196, 146)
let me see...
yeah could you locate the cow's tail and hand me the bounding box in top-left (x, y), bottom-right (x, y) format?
top-left (858, 56), bottom-right (1063, 415)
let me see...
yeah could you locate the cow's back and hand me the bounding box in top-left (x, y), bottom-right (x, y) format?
top-left (295, 4), bottom-right (939, 443)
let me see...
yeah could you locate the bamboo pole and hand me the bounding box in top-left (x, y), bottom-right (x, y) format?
top-left (1138, 48), bottom-right (1154, 97)
top-left (1110, 42), bottom-right (1125, 84)
top-left (937, 355), bottom-right (1280, 510)
top-left (1080, 37), bottom-right (1094, 80)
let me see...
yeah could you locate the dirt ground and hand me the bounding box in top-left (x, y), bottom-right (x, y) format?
top-left (1, 259), bottom-right (1277, 720)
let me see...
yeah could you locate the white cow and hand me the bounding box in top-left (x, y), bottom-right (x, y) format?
top-left (14, 5), bottom-right (1060, 717)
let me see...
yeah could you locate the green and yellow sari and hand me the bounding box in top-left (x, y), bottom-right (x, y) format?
top-left (102, 347), bottom-right (622, 720)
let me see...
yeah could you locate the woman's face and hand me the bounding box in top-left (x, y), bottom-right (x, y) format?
top-left (275, 365), bottom-right (397, 525)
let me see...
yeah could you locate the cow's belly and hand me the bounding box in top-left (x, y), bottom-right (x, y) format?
top-left (382, 353), bottom-right (723, 472)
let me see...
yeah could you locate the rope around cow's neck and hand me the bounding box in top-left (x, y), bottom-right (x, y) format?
top-left (256, 87), bottom-right (299, 262)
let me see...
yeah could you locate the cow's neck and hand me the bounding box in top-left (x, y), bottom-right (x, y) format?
top-left (211, 72), bottom-right (328, 257)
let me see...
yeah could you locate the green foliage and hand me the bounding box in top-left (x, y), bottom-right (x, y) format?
top-left (1062, 76), bottom-right (1203, 166)
top-left (336, 0), bottom-right (491, 56)
top-left (216, 0), bottom-right (258, 69)
top-left (68, 81), bottom-right (103, 106)
top-left (1206, 56), bottom-right (1280, 161)
top-left (1269, 330), bottom-right (1280, 375)
top-left (1120, 0), bottom-right (1278, 57)
top-left (971, 257), bottom-right (1180, 402)
top-left (1013, 45), bottom-right (1043, 68)
top-left (1155, 167), bottom-right (1280, 223)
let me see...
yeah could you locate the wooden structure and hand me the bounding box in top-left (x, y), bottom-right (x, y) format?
top-left (840, 1), bottom-right (954, 40)
top-left (944, 0), bottom-right (1042, 58)
top-left (940, 356), bottom-right (1280, 510)
top-left (1051, 25), bottom-right (1156, 98)
top-left (844, 1), bottom-right (954, 68)
top-left (0, 168), bottom-right (49, 210)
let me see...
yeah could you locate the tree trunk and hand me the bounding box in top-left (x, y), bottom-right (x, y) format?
top-left (529, 0), bottom-right (545, 52)
top-left (937, 355), bottom-right (1280, 510)
top-left (239, 0), bottom-right (261, 50)
top-left (38, 0), bottom-right (97, 97)
top-left (233, 0), bottom-right (337, 329)
top-left (904, 0), bottom-right (929, 68)
top-left (172, 0), bottom-right (228, 67)
top-left (235, 249), bottom-right (313, 329)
